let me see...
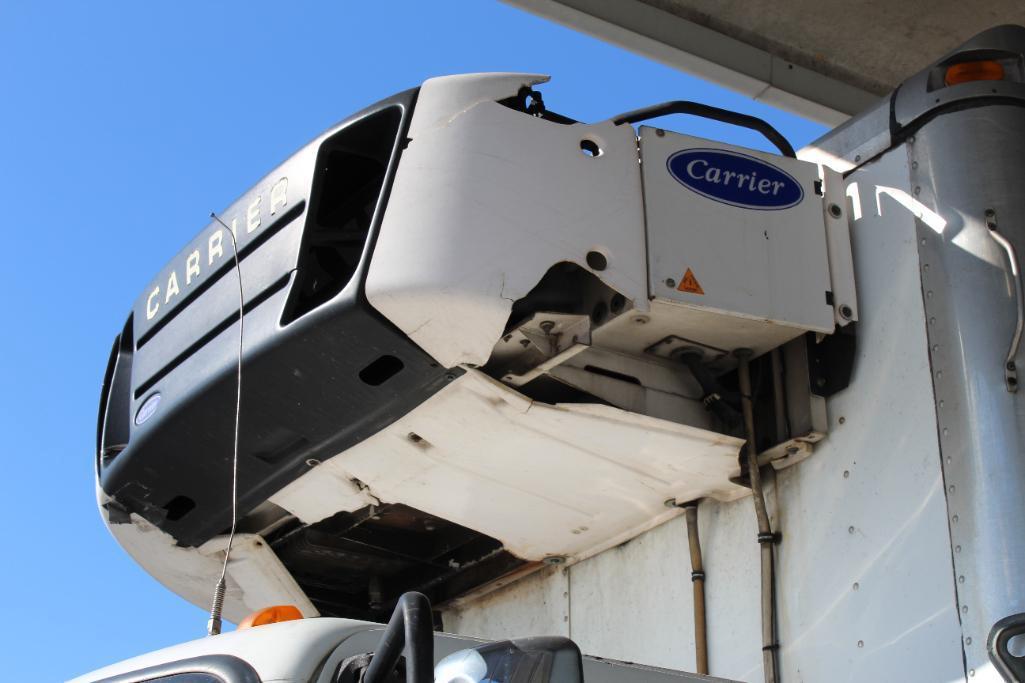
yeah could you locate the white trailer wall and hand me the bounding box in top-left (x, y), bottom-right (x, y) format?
top-left (442, 149), bottom-right (967, 682)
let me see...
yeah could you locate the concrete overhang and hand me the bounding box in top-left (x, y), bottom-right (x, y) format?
top-left (503, 0), bottom-right (1025, 125)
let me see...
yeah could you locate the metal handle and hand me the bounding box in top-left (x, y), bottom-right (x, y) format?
top-left (986, 209), bottom-right (1022, 392)
top-left (610, 101), bottom-right (796, 158)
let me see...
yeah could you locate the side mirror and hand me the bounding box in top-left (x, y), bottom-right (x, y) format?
top-left (435, 636), bottom-right (584, 683)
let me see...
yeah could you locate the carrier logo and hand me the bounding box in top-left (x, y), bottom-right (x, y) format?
top-left (667, 149), bottom-right (803, 210)
top-left (135, 393), bottom-right (162, 425)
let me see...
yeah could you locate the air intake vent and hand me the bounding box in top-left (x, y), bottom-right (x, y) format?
top-left (284, 106), bottom-right (403, 322)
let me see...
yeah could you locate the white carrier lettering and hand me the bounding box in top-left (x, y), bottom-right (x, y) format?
top-left (685, 159), bottom-right (786, 196)
top-left (247, 196), bottom-right (262, 233)
top-left (185, 250), bottom-right (201, 285)
top-left (143, 177), bottom-right (290, 321)
top-left (164, 271), bottom-right (180, 304)
top-left (208, 230), bottom-right (223, 265)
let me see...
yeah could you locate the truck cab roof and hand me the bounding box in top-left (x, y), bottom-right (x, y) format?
top-left (70, 616), bottom-right (728, 683)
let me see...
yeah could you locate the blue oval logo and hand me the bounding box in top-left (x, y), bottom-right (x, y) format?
top-left (135, 393), bottom-right (162, 426)
top-left (667, 148), bottom-right (804, 210)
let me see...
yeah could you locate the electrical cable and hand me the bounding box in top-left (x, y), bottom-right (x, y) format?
top-left (206, 212), bottom-right (245, 636)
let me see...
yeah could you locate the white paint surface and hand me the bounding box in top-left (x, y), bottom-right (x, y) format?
top-left (270, 370), bottom-right (746, 562)
top-left (642, 127), bottom-right (839, 343)
top-left (368, 74), bottom-right (648, 368)
top-left (99, 488), bottom-right (317, 624)
top-left (407, 72), bottom-right (550, 138)
top-left (568, 516), bottom-right (697, 672)
top-left (439, 150), bottom-right (965, 683)
top-left (444, 566), bottom-right (571, 640)
top-left (770, 150), bottom-right (964, 682)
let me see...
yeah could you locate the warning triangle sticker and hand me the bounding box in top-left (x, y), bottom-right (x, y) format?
top-left (677, 268), bottom-right (705, 295)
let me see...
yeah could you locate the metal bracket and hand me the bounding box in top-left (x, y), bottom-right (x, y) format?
top-left (757, 435), bottom-right (824, 471)
top-left (644, 335), bottom-right (729, 366)
top-left (988, 613), bottom-right (1025, 682)
top-left (986, 209), bottom-right (1022, 392)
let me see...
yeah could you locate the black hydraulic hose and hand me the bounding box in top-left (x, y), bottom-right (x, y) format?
top-left (363, 592), bottom-right (434, 683)
top-left (611, 101), bottom-right (797, 158)
top-left (676, 351), bottom-right (742, 428)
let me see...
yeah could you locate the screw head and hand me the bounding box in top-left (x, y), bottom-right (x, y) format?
top-left (539, 320), bottom-right (555, 333)
top-left (543, 555), bottom-right (567, 566)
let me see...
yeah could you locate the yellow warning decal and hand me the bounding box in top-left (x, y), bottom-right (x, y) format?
top-left (677, 268), bottom-right (705, 295)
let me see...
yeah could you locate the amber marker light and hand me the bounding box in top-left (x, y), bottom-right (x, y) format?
top-left (237, 605), bottom-right (304, 630)
top-left (945, 60), bottom-right (1005, 86)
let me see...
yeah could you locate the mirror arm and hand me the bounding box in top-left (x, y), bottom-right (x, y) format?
top-left (363, 592), bottom-right (434, 683)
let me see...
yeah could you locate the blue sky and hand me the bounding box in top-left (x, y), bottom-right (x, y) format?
top-left (0, 2), bottom-right (824, 679)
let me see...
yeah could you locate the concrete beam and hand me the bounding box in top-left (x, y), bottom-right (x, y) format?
top-left (503, 0), bottom-right (876, 126)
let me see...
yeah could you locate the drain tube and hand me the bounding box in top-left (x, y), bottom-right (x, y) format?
top-left (736, 348), bottom-right (781, 683)
top-left (682, 503), bottom-right (709, 674)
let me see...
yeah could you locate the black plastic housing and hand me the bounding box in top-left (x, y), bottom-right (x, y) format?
top-left (96, 88), bottom-right (460, 548)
